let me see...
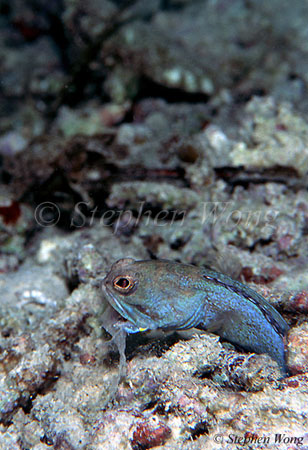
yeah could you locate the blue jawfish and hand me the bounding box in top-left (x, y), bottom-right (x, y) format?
top-left (102, 258), bottom-right (289, 374)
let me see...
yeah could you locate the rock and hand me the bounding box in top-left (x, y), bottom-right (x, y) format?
top-left (231, 97), bottom-right (308, 177)
top-left (287, 322), bottom-right (308, 375)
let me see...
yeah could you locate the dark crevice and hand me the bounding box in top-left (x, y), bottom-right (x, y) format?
top-left (1, 327), bottom-right (13, 338)
top-left (140, 399), bottom-right (158, 411)
top-left (170, 237), bottom-right (188, 250)
top-left (247, 237), bottom-right (274, 253)
top-left (233, 87), bottom-right (266, 104)
top-left (46, 1), bottom-right (71, 71)
top-left (190, 420), bottom-right (210, 440)
top-left (0, 0), bottom-right (10, 15)
top-left (215, 166), bottom-right (302, 190)
top-left (1, 169), bottom-right (12, 184)
top-left (66, 272), bottom-right (80, 294)
top-left (20, 395), bottom-right (33, 415)
top-left (132, 75), bottom-right (211, 105)
top-left (36, 370), bottom-right (61, 396)
top-left (288, 72), bottom-right (300, 81)
top-left (125, 331), bottom-right (182, 361)
top-left (160, 0), bottom-right (191, 12)
top-left (40, 434), bottom-right (54, 446)
top-left (196, 368), bottom-right (214, 380)
top-left (18, 370), bottom-right (61, 419)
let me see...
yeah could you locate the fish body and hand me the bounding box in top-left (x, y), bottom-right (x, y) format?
top-left (102, 258), bottom-right (289, 373)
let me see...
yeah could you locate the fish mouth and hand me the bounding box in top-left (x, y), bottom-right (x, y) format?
top-left (102, 282), bottom-right (136, 324)
top-left (102, 281), bottom-right (154, 331)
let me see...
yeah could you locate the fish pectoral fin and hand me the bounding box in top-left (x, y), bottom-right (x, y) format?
top-left (198, 310), bottom-right (240, 334)
top-left (173, 303), bottom-right (205, 331)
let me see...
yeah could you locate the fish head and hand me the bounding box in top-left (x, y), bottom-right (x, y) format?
top-left (102, 258), bottom-right (203, 332)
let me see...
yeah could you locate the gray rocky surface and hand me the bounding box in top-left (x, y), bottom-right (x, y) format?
top-left (1, 0), bottom-right (308, 448)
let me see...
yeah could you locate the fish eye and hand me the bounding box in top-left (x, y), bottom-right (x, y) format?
top-left (113, 275), bottom-right (135, 292)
